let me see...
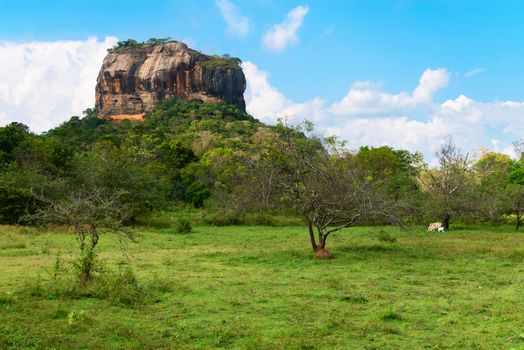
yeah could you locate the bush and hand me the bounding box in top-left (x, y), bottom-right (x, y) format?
top-left (242, 213), bottom-right (276, 226)
top-left (182, 180), bottom-right (211, 208)
top-left (377, 230), bottom-right (397, 244)
top-left (204, 212), bottom-right (303, 226)
top-left (208, 212), bottom-right (242, 226)
top-left (174, 218), bottom-right (192, 233)
top-left (380, 308), bottom-right (403, 321)
top-left (67, 310), bottom-right (89, 327)
top-left (0, 172), bottom-right (34, 224)
top-left (97, 266), bottom-right (144, 307)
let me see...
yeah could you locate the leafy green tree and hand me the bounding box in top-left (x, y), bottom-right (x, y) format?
top-left (350, 146), bottom-right (423, 222)
top-left (78, 143), bottom-right (169, 221)
top-left (180, 162), bottom-right (211, 207)
top-left (0, 122), bottom-right (31, 167)
top-left (474, 151), bottom-right (513, 223)
top-left (0, 170), bottom-right (40, 224)
top-left (507, 158), bottom-right (524, 230)
top-left (158, 140), bottom-right (196, 169)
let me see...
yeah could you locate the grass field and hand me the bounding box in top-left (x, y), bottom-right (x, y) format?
top-left (1, 223), bottom-right (524, 349)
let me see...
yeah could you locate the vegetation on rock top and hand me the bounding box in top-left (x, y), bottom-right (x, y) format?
top-left (107, 38), bottom-right (243, 69)
top-left (107, 37), bottom-right (174, 52)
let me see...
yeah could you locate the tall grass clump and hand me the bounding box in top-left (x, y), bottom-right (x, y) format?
top-left (26, 252), bottom-right (171, 307)
top-left (174, 218), bottom-right (192, 233)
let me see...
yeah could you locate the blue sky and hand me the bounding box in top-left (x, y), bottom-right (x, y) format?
top-left (1, 0), bottom-right (524, 159)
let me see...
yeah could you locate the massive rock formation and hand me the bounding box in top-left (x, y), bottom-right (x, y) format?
top-left (95, 41), bottom-right (246, 119)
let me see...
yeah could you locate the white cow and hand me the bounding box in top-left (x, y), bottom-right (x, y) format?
top-left (437, 227), bottom-right (445, 232)
top-left (427, 222), bottom-right (442, 231)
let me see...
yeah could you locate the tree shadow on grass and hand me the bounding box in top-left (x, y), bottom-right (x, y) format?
top-left (134, 221), bottom-right (173, 230)
top-left (337, 243), bottom-right (436, 260)
top-left (222, 249), bottom-right (321, 267)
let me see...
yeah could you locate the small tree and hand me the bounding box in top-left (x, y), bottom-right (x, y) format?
top-left (507, 158), bottom-right (524, 231)
top-left (224, 121), bottom-right (398, 259)
top-left (474, 151), bottom-right (513, 223)
top-left (419, 137), bottom-right (474, 229)
top-left (32, 184), bottom-right (133, 286)
top-left (30, 147), bottom-right (167, 285)
top-left (0, 122), bottom-right (31, 167)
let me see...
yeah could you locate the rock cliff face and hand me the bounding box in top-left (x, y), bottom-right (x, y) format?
top-left (95, 41), bottom-right (246, 119)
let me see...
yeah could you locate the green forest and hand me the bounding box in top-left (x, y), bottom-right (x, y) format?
top-left (2, 99), bottom-right (524, 238)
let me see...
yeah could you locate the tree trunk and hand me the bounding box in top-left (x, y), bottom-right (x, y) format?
top-left (442, 214), bottom-right (450, 230)
top-left (80, 270), bottom-right (90, 287)
top-left (306, 219), bottom-right (334, 259)
top-left (313, 233), bottom-right (334, 259)
top-left (78, 243), bottom-right (96, 287)
top-left (307, 220), bottom-right (318, 251)
top-left (516, 213), bottom-right (522, 232)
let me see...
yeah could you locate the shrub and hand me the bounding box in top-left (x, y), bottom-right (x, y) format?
top-left (377, 230), bottom-right (397, 244)
top-left (243, 213), bottom-right (276, 226)
top-left (183, 180), bottom-right (211, 208)
top-left (67, 310), bottom-right (88, 327)
top-left (97, 266), bottom-right (144, 307)
top-left (380, 308), bottom-right (403, 321)
top-left (175, 218), bottom-right (192, 233)
top-left (0, 292), bottom-right (14, 305)
top-left (0, 172), bottom-right (33, 224)
top-left (209, 212), bottom-right (242, 226)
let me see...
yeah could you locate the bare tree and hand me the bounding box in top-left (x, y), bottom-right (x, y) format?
top-left (27, 149), bottom-right (165, 286)
top-left (513, 139), bottom-right (524, 160)
top-left (419, 137), bottom-right (474, 229)
top-left (31, 183), bottom-right (134, 286)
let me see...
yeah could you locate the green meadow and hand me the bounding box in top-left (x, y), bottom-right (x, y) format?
top-left (1, 223), bottom-right (524, 349)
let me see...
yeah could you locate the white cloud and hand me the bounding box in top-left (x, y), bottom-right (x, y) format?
top-left (242, 61), bottom-right (294, 122)
top-left (262, 5), bottom-right (309, 52)
top-left (325, 116), bottom-right (450, 152)
top-left (465, 67), bottom-right (486, 78)
top-left (412, 68), bottom-right (450, 103)
top-left (502, 144), bottom-right (518, 159)
top-left (0, 36), bottom-right (117, 133)
top-left (331, 68), bottom-right (450, 115)
top-left (0, 112), bottom-right (9, 125)
top-left (216, 0), bottom-right (251, 38)
top-left (242, 60), bottom-right (327, 124)
top-left (243, 61), bottom-right (524, 161)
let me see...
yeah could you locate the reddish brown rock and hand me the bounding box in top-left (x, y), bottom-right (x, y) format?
top-left (110, 113), bottom-right (145, 121)
top-left (95, 41), bottom-right (246, 118)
